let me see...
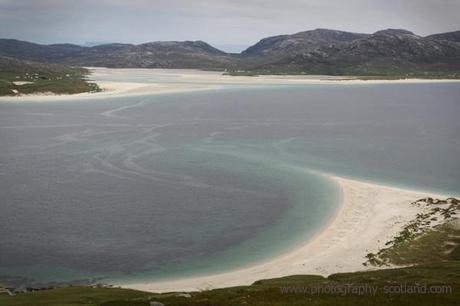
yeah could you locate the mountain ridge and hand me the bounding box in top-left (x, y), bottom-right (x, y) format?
top-left (1, 28), bottom-right (459, 77)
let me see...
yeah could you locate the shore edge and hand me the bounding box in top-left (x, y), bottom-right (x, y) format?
top-left (120, 174), bottom-right (449, 292)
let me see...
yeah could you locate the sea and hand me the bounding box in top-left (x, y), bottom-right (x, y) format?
top-left (0, 77), bottom-right (459, 286)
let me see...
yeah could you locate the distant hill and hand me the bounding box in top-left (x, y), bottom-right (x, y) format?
top-left (238, 29), bottom-right (460, 77)
top-left (0, 39), bottom-right (236, 69)
top-left (0, 39), bottom-right (86, 62)
top-left (1, 28), bottom-right (460, 77)
top-left (0, 55), bottom-right (85, 74)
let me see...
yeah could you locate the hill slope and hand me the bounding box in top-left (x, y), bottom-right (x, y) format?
top-left (242, 28), bottom-right (368, 59)
top-left (426, 30), bottom-right (460, 43)
top-left (238, 29), bottom-right (460, 76)
top-left (0, 39), bottom-right (235, 69)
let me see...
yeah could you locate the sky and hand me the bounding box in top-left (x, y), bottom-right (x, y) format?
top-left (1, 0), bottom-right (459, 52)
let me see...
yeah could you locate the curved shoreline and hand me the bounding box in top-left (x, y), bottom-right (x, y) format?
top-left (0, 68), bottom-right (456, 292)
top-left (121, 174), bottom-right (448, 292)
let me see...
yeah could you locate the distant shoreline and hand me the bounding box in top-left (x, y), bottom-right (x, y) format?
top-left (121, 173), bottom-right (450, 292)
top-left (1, 68), bottom-right (460, 101)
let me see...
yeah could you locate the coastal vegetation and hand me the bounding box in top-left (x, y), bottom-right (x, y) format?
top-left (0, 56), bottom-right (99, 96)
top-left (365, 198), bottom-right (460, 266)
top-left (1, 198), bottom-right (459, 306)
top-left (1, 264), bottom-right (458, 305)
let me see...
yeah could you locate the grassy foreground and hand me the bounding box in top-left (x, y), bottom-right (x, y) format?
top-left (0, 263), bottom-right (458, 306)
top-left (1, 198), bottom-right (458, 306)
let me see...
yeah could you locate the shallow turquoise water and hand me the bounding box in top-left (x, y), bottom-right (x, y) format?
top-left (0, 82), bottom-right (459, 287)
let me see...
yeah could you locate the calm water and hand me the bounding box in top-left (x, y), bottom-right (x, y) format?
top-left (0, 83), bottom-right (459, 286)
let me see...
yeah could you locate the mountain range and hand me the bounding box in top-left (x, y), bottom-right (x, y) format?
top-left (1, 28), bottom-right (460, 77)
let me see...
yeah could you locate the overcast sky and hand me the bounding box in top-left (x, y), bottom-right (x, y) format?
top-left (1, 0), bottom-right (459, 52)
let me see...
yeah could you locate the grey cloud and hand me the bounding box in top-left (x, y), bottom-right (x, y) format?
top-left (0, 0), bottom-right (459, 52)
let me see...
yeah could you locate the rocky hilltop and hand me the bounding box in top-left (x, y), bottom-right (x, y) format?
top-left (242, 29), bottom-right (368, 59)
top-left (240, 29), bottom-right (460, 76)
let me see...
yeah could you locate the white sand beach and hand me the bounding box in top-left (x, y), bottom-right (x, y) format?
top-left (1, 68), bottom-right (460, 102)
top-left (122, 174), bottom-right (447, 292)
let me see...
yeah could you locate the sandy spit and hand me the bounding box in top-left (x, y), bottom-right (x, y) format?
top-left (1, 68), bottom-right (459, 102)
